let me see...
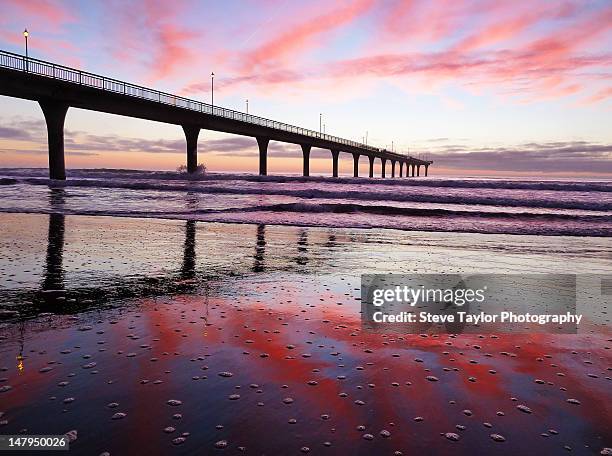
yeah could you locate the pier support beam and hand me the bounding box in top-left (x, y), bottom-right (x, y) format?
top-left (417, 164), bottom-right (421, 177)
top-left (301, 144), bottom-right (311, 177)
top-left (391, 160), bottom-right (396, 178)
top-left (399, 162), bottom-right (403, 177)
top-left (331, 149), bottom-right (339, 177)
top-left (425, 164), bottom-right (429, 177)
top-left (368, 156), bottom-right (375, 178)
top-left (381, 158), bottom-right (387, 178)
top-left (182, 125), bottom-right (200, 173)
top-left (352, 153), bottom-right (359, 177)
top-left (39, 100), bottom-right (69, 180)
top-left (411, 164), bottom-right (415, 177)
top-left (257, 137), bottom-right (269, 176)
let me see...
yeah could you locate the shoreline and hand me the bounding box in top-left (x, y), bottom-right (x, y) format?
top-left (1, 209), bottom-right (611, 238)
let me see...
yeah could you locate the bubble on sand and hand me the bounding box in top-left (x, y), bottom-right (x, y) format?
top-left (228, 394), bottom-right (240, 400)
top-left (566, 398), bottom-right (581, 405)
top-left (283, 397), bottom-right (294, 404)
top-left (218, 372), bottom-right (233, 377)
top-left (490, 434), bottom-right (506, 442)
top-left (444, 433), bottom-right (460, 441)
top-left (517, 405), bottom-right (532, 414)
top-left (0, 386), bottom-right (12, 393)
top-left (215, 440), bottom-right (228, 449)
top-left (426, 376), bottom-right (439, 382)
top-left (380, 430), bottom-right (391, 438)
top-left (111, 412), bottom-right (127, 420)
top-left (167, 399), bottom-right (182, 406)
top-left (172, 437), bottom-right (186, 445)
top-left (163, 427), bottom-right (175, 433)
top-left (362, 434), bottom-right (374, 441)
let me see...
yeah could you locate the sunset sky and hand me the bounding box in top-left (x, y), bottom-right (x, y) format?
top-left (0, 0), bottom-right (611, 176)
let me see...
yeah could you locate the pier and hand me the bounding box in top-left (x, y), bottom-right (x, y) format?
top-left (0, 50), bottom-right (432, 180)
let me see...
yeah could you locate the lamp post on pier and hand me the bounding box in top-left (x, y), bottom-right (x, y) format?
top-left (23, 29), bottom-right (29, 71)
top-left (211, 72), bottom-right (215, 107)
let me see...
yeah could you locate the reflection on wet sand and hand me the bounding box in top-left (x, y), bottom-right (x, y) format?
top-left (253, 224), bottom-right (266, 273)
top-left (180, 220), bottom-right (197, 280)
top-left (1, 287), bottom-right (610, 455)
top-left (41, 213), bottom-right (65, 295)
top-left (0, 213), bottom-right (611, 454)
top-left (296, 229), bottom-right (309, 266)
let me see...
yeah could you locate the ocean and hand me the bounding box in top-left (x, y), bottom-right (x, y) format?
top-left (0, 168), bottom-right (611, 237)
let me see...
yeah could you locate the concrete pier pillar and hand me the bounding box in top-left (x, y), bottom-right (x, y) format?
top-left (391, 160), bottom-right (396, 178)
top-left (39, 100), bottom-right (69, 180)
top-left (399, 162), bottom-right (403, 177)
top-left (182, 125), bottom-right (200, 173)
top-left (368, 156), bottom-right (375, 178)
top-left (425, 164), bottom-right (429, 177)
top-left (352, 153), bottom-right (359, 177)
top-left (331, 149), bottom-right (339, 177)
top-left (301, 144), bottom-right (311, 177)
top-left (381, 158), bottom-right (387, 178)
top-left (411, 164), bottom-right (415, 177)
top-left (417, 164), bottom-right (421, 177)
top-left (257, 137), bottom-right (269, 176)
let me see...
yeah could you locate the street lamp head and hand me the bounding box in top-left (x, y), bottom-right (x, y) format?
top-left (23, 29), bottom-right (29, 38)
top-left (211, 72), bottom-right (214, 77)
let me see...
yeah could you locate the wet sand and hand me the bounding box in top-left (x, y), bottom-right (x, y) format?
top-left (0, 213), bottom-right (611, 455)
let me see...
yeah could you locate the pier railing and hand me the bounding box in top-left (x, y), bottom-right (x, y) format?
top-left (0, 49), bottom-right (405, 156)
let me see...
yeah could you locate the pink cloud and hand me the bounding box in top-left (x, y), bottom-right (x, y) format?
top-left (101, 0), bottom-right (201, 82)
top-left (2, 0), bottom-right (75, 27)
top-left (382, 0), bottom-right (468, 43)
top-left (582, 86), bottom-right (612, 104)
top-left (203, 1), bottom-right (612, 105)
top-left (241, 0), bottom-right (374, 71)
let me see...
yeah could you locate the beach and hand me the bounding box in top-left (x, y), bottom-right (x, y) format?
top-left (1, 211), bottom-right (611, 454)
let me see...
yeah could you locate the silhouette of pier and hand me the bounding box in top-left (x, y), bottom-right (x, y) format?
top-left (0, 50), bottom-right (432, 180)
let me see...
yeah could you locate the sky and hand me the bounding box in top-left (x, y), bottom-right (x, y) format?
top-left (0, 0), bottom-right (611, 177)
